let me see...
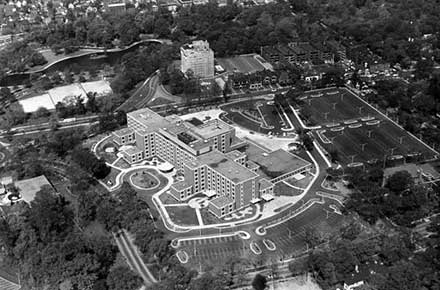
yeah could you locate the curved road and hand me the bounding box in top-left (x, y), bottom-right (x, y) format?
top-left (117, 71), bottom-right (159, 112)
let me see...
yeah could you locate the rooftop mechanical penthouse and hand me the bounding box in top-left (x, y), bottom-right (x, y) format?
top-left (112, 108), bottom-right (312, 217)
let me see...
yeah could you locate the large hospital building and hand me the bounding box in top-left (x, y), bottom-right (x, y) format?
top-left (113, 108), bottom-right (311, 217)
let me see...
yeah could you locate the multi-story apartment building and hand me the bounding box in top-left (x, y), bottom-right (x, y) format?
top-left (261, 41), bottom-right (335, 65)
top-left (112, 107), bottom-right (311, 217)
top-left (180, 40), bottom-right (215, 78)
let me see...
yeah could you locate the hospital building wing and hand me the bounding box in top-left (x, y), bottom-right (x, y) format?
top-left (112, 107), bottom-right (312, 217)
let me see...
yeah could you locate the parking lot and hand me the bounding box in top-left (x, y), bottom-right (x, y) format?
top-left (175, 199), bottom-right (345, 268)
top-left (264, 202), bottom-right (344, 260)
top-left (216, 54), bottom-right (268, 74)
top-left (177, 234), bottom-right (251, 269)
top-left (300, 88), bottom-right (377, 125)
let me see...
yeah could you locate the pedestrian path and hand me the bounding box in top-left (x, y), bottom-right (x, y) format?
top-left (195, 208), bottom-right (204, 226)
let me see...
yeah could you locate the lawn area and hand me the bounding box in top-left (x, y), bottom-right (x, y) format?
top-left (126, 168), bottom-right (169, 199)
top-left (274, 182), bottom-right (303, 196)
top-left (200, 208), bottom-right (224, 225)
top-left (131, 171), bottom-right (159, 189)
top-left (159, 191), bottom-right (179, 204)
top-left (166, 205), bottom-right (199, 226)
top-left (113, 158), bottom-right (130, 169)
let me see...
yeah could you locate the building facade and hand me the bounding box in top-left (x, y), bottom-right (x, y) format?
top-left (180, 40), bottom-right (215, 78)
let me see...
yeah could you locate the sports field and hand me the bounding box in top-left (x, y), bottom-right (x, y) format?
top-left (217, 54), bottom-right (267, 74)
top-left (296, 88), bottom-right (438, 165)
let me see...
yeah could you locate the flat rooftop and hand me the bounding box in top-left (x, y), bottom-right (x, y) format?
top-left (210, 195), bottom-right (234, 208)
top-left (197, 150), bottom-right (258, 183)
top-left (259, 178), bottom-right (273, 190)
top-left (171, 180), bottom-right (192, 191)
top-left (15, 175), bottom-right (54, 204)
top-left (226, 150), bottom-right (246, 160)
top-left (128, 108), bottom-right (170, 131)
top-left (189, 119), bottom-right (232, 140)
top-left (113, 127), bottom-right (134, 137)
top-left (248, 149), bottom-right (310, 178)
top-left (121, 145), bottom-right (143, 155)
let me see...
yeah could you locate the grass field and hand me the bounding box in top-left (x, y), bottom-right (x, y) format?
top-left (217, 54), bottom-right (267, 74)
top-left (125, 168), bottom-right (169, 201)
top-left (131, 171), bottom-right (159, 189)
top-left (274, 182), bottom-right (303, 196)
top-left (166, 205), bottom-right (199, 226)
